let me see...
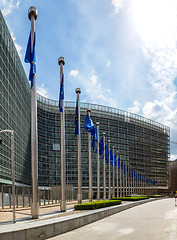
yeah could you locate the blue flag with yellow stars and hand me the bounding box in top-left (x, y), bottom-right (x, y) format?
top-left (105, 144), bottom-right (109, 163)
top-left (95, 136), bottom-right (104, 155)
top-left (117, 157), bottom-right (120, 169)
top-left (84, 113), bottom-right (95, 136)
top-left (24, 31), bottom-right (36, 88)
top-left (59, 74), bottom-right (64, 112)
top-left (84, 113), bottom-right (97, 150)
top-left (75, 98), bottom-right (79, 136)
top-left (114, 154), bottom-right (117, 166)
top-left (110, 149), bottom-right (113, 165)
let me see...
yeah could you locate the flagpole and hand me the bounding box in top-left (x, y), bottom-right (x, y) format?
top-left (28, 6), bottom-right (39, 219)
top-left (96, 122), bottom-right (100, 200)
top-left (76, 88), bottom-right (82, 204)
top-left (58, 57), bottom-right (66, 212)
top-left (112, 146), bottom-right (115, 198)
top-left (123, 157), bottom-right (125, 197)
top-left (131, 168), bottom-right (133, 196)
top-left (119, 155), bottom-right (122, 197)
top-left (125, 162), bottom-right (127, 196)
top-left (108, 140), bottom-right (111, 200)
top-left (132, 169), bottom-right (134, 195)
top-left (116, 151), bottom-right (119, 198)
top-left (128, 164), bottom-right (130, 196)
top-left (87, 108), bottom-right (92, 202)
top-left (103, 133), bottom-right (106, 200)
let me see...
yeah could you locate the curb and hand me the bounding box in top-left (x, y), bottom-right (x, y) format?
top-left (0, 198), bottom-right (163, 240)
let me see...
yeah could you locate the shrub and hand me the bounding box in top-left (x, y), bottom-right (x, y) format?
top-left (111, 196), bottom-right (149, 201)
top-left (148, 195), bottom-right (164, 198)
top-left (74, 199), bottom-right (121, 210)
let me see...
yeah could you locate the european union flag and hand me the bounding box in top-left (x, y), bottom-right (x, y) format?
top-left (95, 137), bottom-right (104, 155)
top-left (84, 113), bottom-right (95, 136)
top-left (117, 157), bottom-right (120, 169)
top-left (84, 113), bottom-right (97, 150)
top-left (124, 165), bottom-right (126, 175)
top-left (24, 31), bottom-right (36, 88)
top-left (114, 154), bottom-right (116, 166)
top-left (110, 149), bottom-right (113, 165)
top-left (121, 161), bottom-right (123, 169)
top-left (92, 128), bottom-right (97, 151)
top-left (75, 98), bottom-right (79, 136)
top-left (59, 74), bottom-right (64, 112)
top-left (105, 144), bottom-right (109, 163)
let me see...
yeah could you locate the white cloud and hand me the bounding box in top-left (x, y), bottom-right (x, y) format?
top-left (85, 71), bottom-right (117, 107)
top-left (106, 61), bottom-right (111, 68)
top-left (111, 0), bottom-right (123, 15)
top-left (128, 101), bottom-right (141, 114)
top-left (70, 70), bottom-right (79, 77)
top-left (11, 32), bottom-right (23, 58)
top-left (37, 84), bottom-right (49, 98)
top-left (0, 0), bottom-right (20, 16)
top-left (129, 0), bottom-right (177, 158)
top-left (170, 154), bottom-right (177, 161)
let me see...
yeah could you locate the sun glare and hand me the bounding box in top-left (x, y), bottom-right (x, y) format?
top-left (131, 0), bottom-right (177, 46)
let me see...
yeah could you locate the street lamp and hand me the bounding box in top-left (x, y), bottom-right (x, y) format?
top-left (0, 130), bottom-right (16, 223)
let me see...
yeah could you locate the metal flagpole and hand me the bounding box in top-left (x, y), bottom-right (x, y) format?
top-left (11, 131), bottom-right (15, 223)
top-left (133, 169), bottom-right (134, 195)
top-left (96, 122), bottom-right (100, 200)
top-left (128, 164), bottom-right (130, 196)
top-left (119, 155), bottom-right (122, 197)
top-left (131, 168), bottom-right (133, 196)
top-left (112, 146), bottom-right (115, 198)
top-left (76, 88), bottom-right (82, 204)
top-left (28, 6), bottom-right (39, 219)
top-left (58, 57), bottom-right (66, 211)
top-left (108, 140), bottom-right (111, 199)
top-left (133, 168), bottom-right (135, 195)
top-left (87, 108), bottom-right (92, 202)
top-left (123, 158), bottom-right (125, 197)
top-left (125, 162), bottom-right (128, 196)
top-left (103, 133), bottom-right (106, 200)
top-left (116, 151), bottom-right (119, 198)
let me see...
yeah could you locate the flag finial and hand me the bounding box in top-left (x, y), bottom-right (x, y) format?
top-left (28, 6), bottom-right (37, 20)
top-left (58, 56), bottom-right (65, 66)
top-left (76, 88), bottom-right (81, 94)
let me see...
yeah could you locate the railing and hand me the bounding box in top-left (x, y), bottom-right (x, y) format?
top-left (37, 94), bottom-right (170, 134)
top-left (0, 185), bottom-right (89, 209)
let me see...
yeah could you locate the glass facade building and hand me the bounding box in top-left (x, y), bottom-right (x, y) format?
top-left (0, 10), bottom-right (170, 192)
top-left (37, 94), bottom-right (170, 190)
top-left (0, 10), bottom-right (31, 185)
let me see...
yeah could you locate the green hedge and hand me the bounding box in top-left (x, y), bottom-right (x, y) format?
top-left (74, 200), bottom-right (121, 210)
top-left (148, 195), bottom-right (164, 198)
top-left (111, 196), bottom-right (149, 201)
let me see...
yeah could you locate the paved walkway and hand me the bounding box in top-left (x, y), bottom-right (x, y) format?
top-left (48, 198), bottom-right (177, 240)
top-left (0, 200), bottom-right (88, 224)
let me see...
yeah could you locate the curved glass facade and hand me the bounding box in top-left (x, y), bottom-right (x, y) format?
top-left (0, 10), bottom-right (31, 185)
top-left (37, 94), bottom-right (170, 190)
top-left (0, 9), bottom-right (170, 192)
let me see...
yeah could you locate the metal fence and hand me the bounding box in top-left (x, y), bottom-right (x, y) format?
top-left (0, 185), bottom-right (89, 209)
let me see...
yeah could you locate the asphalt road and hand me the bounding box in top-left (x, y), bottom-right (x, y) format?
top-left (48, 198), bottom-right (177, 240)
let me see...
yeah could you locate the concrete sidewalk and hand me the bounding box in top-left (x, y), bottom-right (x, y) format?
top-left (48, 198), bottom-right (177, 240)
top-left (0, 198), bottom-right (165, 240)
top-left (0, 200), bottom-right (88, 224)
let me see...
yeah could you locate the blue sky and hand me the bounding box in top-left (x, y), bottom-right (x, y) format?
top-left (1, 0), bottom-right (177, 159)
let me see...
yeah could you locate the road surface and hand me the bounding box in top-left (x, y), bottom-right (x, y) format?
top-left (48, 198), bottom-right (177, 240)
